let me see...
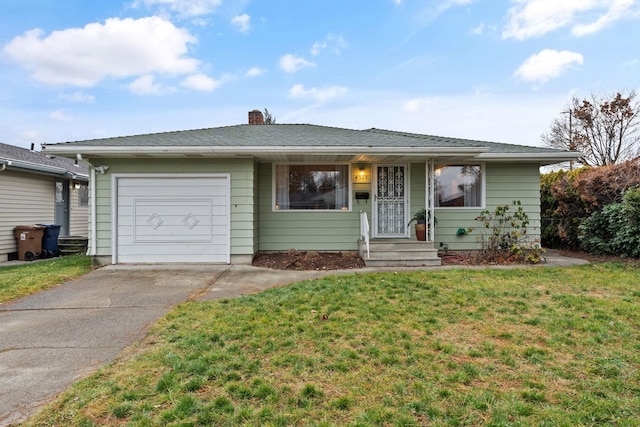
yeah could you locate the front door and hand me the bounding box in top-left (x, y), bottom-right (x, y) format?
top-left (374, 164), bottom-right (408, 237)
top-left (54, 180), bottom-right (69, 236)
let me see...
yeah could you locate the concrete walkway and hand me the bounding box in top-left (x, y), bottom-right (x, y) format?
top-left (0, 253), bottom-right (589, 426)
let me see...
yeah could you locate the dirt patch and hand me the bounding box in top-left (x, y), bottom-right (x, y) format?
top-left (252, 248), bottom-right (638, 271)
top-left (253, 250), bottom-right (365, 271)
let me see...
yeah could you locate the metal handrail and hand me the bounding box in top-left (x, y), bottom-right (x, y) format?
top-left (360, 210), bottom-right (370, 258)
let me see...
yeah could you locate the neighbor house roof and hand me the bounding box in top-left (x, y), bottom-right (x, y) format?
top-left (41, 124), bottom-right (580, 165)
top-left (0, 142), bottom-right (88, 180)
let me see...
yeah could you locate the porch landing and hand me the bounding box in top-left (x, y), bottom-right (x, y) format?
top-left (359, 239), bottom-right (442, 267)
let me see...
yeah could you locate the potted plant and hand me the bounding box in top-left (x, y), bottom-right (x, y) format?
top-left (408, 208), bottom-right (428, 241)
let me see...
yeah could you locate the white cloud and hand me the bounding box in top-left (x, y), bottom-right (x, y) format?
top-left (514, 49), bottom-right (584, 83)
top-left (49, 110), bottom-right (73, 121)
top-left (471, 22), bottom-right (486, 35)
top-left (128, 74), bottom-right (172, 95)
top-left (231, 14), bottom-right (251, 33)
top-left (503, 0), bottom-right (636, 40)
top-left (414, 0), bottom-right (476, 27)
top-left (133, 0), bottom-right (222, 17)
top-left (246, 67), bottom-right (265, 77)
top-left (572, 0), bottom-right (635, 36)
top-left (180, 73), bottom-right (221, 91)
top-left (440, 0), bottom-right (475, 8)
top-left (310, 41), bottom-right (326, 57)
top-left (310, 34), bottom-right (348, 57)
top-left (289, 84), bottom-right (348, 102)
top-left (59, 91), bottom-right (95, 104)
top-left (279, 54), bottom-right (315, 73)
top-left (3, 17), bottom-right (198, 87)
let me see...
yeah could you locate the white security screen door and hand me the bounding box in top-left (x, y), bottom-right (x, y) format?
top-left (374, 165), bottom-right (408, 237)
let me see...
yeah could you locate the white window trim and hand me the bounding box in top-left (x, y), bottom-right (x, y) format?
top-left (434, 162), bottom-right (486, 210)
top-left (271, 162), bottom-right (352, 212)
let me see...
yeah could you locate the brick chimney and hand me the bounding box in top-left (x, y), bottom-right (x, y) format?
top-left (248, 109), bottom-right (264, 125)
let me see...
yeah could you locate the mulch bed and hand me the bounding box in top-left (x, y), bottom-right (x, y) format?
top-left (252, 248), bottom-right (638, 271)
top-left (252, 250), bottom-right (365, 271)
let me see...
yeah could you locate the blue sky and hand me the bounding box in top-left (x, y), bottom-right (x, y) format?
top-left (1, 0), bottom-right (639, 150)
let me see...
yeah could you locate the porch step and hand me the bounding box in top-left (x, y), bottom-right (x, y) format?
top-left (359, 239), bottom-right (442, 267)
top-left (58, 236), bottom-right (88, 256)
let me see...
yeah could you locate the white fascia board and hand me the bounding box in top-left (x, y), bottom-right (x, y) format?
top-left (42, 145), bottom-right (489, 157)
top-left (477, 152), bottom-right (582, 164)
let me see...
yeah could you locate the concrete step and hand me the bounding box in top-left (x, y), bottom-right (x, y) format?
top-left (359, 238), bottom-right (442, 267)
top-left (58, 236), bottom-right (88, 255)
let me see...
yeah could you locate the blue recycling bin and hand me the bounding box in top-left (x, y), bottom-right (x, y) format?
top-left (37, 224), bottom-right (61, 256)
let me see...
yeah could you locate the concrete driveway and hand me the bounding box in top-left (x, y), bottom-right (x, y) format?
top-left (0, 263), bottom-right (351, 426)
top-left (0, 254), bottom-right (588, 426)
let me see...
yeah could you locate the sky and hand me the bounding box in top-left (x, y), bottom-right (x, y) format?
top-left (1, 0), bottom-right (639, 150)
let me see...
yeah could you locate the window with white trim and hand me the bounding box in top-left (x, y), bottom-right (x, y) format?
top-left (435, 165), bottom-right (483, 207)
top-left (78, 184), bottom-right (89, 207)
top-left (274, 164), bottom-right (350, 210)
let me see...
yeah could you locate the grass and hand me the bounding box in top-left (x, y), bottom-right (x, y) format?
top-left (0, 255), bottom-right (93, 303)
top-left (25, 264), bottom-right (640, 426)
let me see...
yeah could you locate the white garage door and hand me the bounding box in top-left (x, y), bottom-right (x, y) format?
top-left (116, 175), bottom-right (230, 263)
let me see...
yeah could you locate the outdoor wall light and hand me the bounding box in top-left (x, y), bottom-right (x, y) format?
top-left (353, 165), bottom-right (370, 183)
top-left (94, 165), bottom-right (109, 174)
top-left (74, 182), bottom-right (81, 190)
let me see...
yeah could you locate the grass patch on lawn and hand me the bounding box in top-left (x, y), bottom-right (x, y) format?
top-left (27, 264), bottom-right (640, 426)
top-left (0, 255), bottom-right (93, 303)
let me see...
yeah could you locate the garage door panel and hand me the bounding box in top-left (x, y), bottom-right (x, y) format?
top-left (116, 176), bottom-right (230, 263)
top-left (118, 243), bottom-right (229, 256)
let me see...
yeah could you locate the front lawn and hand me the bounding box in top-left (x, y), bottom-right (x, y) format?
top-left (0, 255), bottom-right (93, 303)
top-left (27, 264), bottom-right (640, 426)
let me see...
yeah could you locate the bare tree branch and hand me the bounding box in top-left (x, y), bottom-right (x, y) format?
top-left (543, 90), bottom-right (640, 166)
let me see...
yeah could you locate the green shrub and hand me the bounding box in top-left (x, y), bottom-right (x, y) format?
top-left (579, 187), bottom-right (640, 258)
top-left (474, 201), bottom-right (543, 263)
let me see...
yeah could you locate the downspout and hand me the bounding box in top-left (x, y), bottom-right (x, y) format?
top-left (89, 165), bottom-right (97, 256)
top-left (76, 153), bottom-right (97, 257)
top-left (427, 158), bottom-right (435, 242)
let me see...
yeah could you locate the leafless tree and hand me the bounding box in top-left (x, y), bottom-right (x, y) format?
top-left (542, 91), bottom-right (640, 166)
top-left (263, 108), bottom-right (276, 124)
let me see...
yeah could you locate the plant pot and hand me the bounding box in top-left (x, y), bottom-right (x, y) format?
top-left (415, 223), bottom-right (426, 241)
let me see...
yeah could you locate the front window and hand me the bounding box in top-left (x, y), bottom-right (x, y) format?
top-left (275, 164), bottom-right (350, 210)
top-left (435, 165), bottom-right (483, 207)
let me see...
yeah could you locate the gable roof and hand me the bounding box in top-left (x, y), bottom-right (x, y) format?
top-left (0, 142), bottom-right (89, 180)
top-left (41, 123), bottom-right (579, 165)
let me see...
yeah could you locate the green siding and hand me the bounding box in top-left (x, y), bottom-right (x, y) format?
top-left (258, 163), bottom-right (363, 251)
top-left (252, 159), bottom-right (260, 254)
top-left (408, 163), bottom-right (427, 239)
top-left (433, 163), bottom-right (541, 251)
top-left (90, 158), bottom-right (541, 258)
top-left (90, 158), bottom-right (257, 258)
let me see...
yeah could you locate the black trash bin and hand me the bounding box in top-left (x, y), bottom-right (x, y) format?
top-left (37, 224), bottom-right (62, 257)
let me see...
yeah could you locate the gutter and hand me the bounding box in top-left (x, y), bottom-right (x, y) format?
top-left (476, 151), bottom-right (583, 165)
top-left (0, 156), bottom-right (88, 180)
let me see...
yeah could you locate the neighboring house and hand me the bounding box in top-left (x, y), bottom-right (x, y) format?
top-left (0, 143), bottom-right (89, 262)
top-left (42, 110), bottom-right (578, 266)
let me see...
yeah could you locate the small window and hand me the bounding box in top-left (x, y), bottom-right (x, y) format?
top-left (274, 164), bottom-right (350, 211)
top-left (78, 184), bottom-right (89, 207)
top-left (435, 165), bottom-right (483, 208)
